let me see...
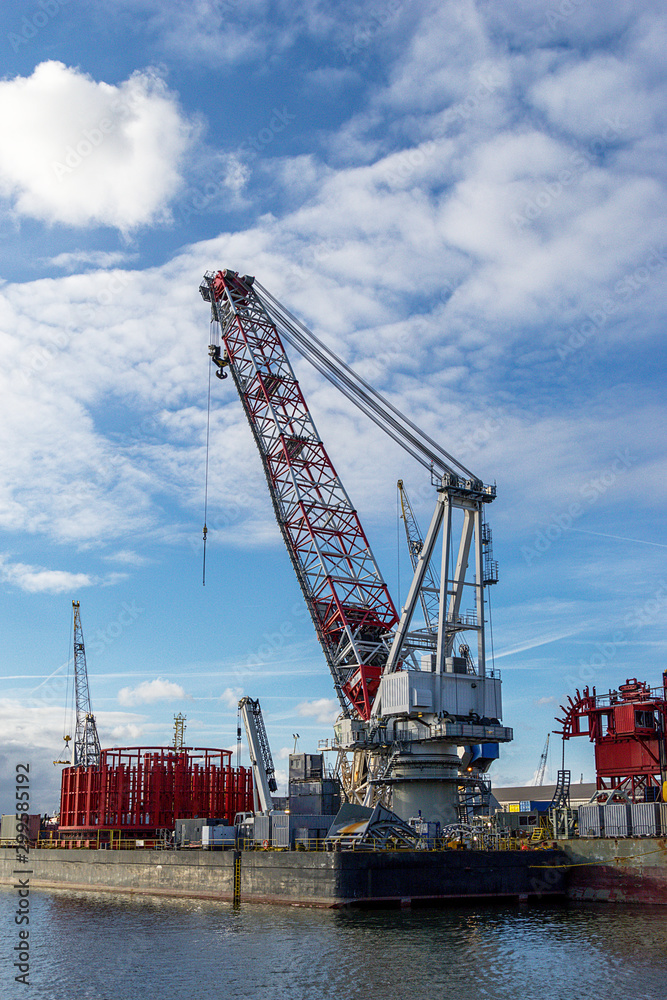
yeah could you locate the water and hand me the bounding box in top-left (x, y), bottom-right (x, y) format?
top-left (2, 887), bottom-right (666, 1000)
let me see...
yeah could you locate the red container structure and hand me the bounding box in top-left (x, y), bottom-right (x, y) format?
top-left (59, 746), bottom-right (253, 839)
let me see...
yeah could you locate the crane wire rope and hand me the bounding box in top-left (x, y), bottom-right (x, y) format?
top-left (396, 482), bottom-right (401, 611)
top-left (202, 342), bottom-right (213, 586)
top-left (254, 282), bottom-right (478, 482)
top-left (62, 612), bottom-right (73, 745)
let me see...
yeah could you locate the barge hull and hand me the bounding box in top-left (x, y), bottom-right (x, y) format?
top-left (562, 837), bottom-right (667, 905)
top-left (0, 847), bottom-right (566, 908)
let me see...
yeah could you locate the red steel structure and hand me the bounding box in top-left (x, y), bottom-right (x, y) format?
top-left (200, 269), bottom-right (399, 720)
top-left (59, 746), bottom-right (253, 838)
top-left (556, 674), bottom-right (667, 801)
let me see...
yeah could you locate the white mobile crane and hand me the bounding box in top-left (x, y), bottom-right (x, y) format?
top-left (200, 269), bottom-right (512, 826)
top-left (238, 696), bottom-right (277, 814)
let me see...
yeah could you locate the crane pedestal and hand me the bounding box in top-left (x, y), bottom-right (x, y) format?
top-left (390, 741), bottom-right (461, 826)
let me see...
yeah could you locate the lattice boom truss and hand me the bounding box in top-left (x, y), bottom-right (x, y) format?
top-left (201, 270), bottom-right (399, 719)
top-left (59, 746), bottom-right (253, 834)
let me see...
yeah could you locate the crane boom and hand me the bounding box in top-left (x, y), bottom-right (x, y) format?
top-left (200, 269), bottom-right (398, 720)
top-left (239, 697), bottom-right (277, 814)
top-left (535, 733), bottom-right (550, 787)
top-left (72, 600), bottom-right (101, 768)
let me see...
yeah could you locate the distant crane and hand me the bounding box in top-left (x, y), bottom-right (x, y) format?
top-left (238, 697), bottom-right (277, 814)
top-left (173, 713), bottom-right (187, 750)
top-left (72, 600), bottom-right (101, 768)
top-left (535, 733), bottom-right (550, 787)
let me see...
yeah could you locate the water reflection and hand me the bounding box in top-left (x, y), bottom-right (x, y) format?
top-left (1, 888), bottom-right (666, 1000)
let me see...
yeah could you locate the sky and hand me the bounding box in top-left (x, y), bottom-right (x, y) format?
top-left (0, 0), bottom-right (665, 815)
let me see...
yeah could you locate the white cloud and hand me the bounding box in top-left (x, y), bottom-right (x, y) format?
top-left (0, 61), bottom-right (195, 230)
top-left (220, 686), bottom-right (244, 709)
top-left (102, 550), bottom-right (151, 567)
top-left (107, 723), bottom-right (144, 742)
top-left (296, 697), bottom-right (339, 725)
top-left (0, 556), bottom-right (94, 594)
top-left (46, 250), bottom-right (138, 271)
top-left (118, 677), bottom-right (186, 706)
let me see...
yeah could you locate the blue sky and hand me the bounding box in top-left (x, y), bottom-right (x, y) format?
top-left (0, 1), bottom-right (665, 814)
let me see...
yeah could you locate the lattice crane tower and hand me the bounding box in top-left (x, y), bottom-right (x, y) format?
top-left (72, 600), bottom-right (101, 768)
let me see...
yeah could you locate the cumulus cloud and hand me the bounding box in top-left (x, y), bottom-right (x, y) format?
top-left (0, 61), bottom-right (195, 230)
top-left (118, 677), bottom-right (186, 706)
top-left (46, 250), bottom-right (138, 271)
top-left (220, 686), bottom-right (244, 709)
top-left (107, 723), bottom-right (144, 742)
top-left (0, 556), bottom-right (94, 594)
top-left (296, 697), bottom-right (339, 725)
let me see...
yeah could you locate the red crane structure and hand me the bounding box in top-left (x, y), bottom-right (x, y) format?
top-left (201, 268), bottom-right (400, 721)
top-left (556, 674), bottom-right (667, 802)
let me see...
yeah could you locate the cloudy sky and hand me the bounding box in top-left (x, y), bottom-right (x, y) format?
top-left (0, 0), bottom-right (665, 813)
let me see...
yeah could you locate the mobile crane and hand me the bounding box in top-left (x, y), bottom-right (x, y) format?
top-left (200, 269), bottom-right (512, 825)
top-left (238, 696), bottom-right (277, 814)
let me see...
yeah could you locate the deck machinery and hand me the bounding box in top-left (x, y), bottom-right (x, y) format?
top-left (556, 675), bottom-right (667, 802)
top-left (200, 268), bottom-right (512, 827)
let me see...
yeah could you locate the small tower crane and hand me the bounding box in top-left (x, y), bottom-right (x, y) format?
top-left (72, 600), bottom-right (101, 768)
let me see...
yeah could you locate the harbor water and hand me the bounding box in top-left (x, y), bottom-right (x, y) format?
top-left (2, 886), bottom-right (666, 999)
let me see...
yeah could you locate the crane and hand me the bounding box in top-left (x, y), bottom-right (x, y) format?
top-left (71, 600), bottom-right (101, 768)
top-left (200, 269), bottom-right (512, 824)
top-left (535, 733), bottom-right (550, 787)
top-left (238, 697), bottom-right (277, 814)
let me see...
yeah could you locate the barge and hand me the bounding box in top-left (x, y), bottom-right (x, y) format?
top-left (0, 845), bottom-right (567, 908)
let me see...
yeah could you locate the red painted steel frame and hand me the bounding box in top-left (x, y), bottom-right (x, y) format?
top-left (59, 746), bottom-right (253, 834)
top-left (557, 675), bottom-right (667, 799)
top-left (206, 270), bottom-right (399, 719)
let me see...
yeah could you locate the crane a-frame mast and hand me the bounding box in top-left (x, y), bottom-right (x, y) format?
top-left (72, 600), bottom-right (101, 768)
top-left (200, 269), bottom-right (398, 720)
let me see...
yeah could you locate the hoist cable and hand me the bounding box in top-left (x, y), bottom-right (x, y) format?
top-left (202, 344), bottom-right (213, 586)
top-left (255, 281), bottom-right (477, 481)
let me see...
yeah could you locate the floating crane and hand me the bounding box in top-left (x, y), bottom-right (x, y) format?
top-left (200, 269), bottom-right (512, 825)
top-left (71, 600), bottom-right (101, 768)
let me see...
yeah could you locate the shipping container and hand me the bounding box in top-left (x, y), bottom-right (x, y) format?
top-left (631, 802), bottom-right (659, 837)
top-left (0, 813), bottom-right (41, 844)
top-left (202, 824), bottom-right (236, 848)
top-left (603, 803), bottom-right (631, 837)
top-left (659, 802), bottom-right (667, 836)
top-left (253, 814), bottom-right (271, 844)
top-left (578, 804), bottom-right (603, 837)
